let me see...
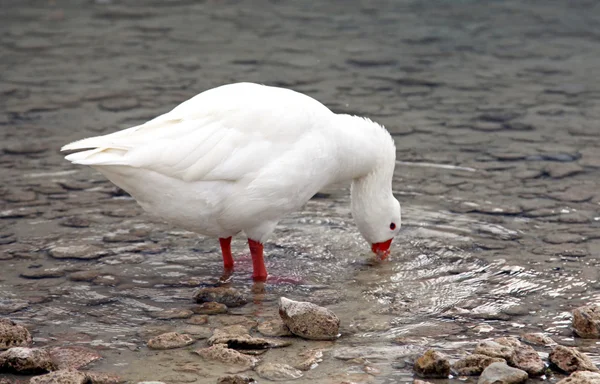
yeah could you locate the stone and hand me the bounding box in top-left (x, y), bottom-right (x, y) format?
top-left (49, 346), bottom-right (102, 370)
top-left (0, 300), bottom-right (29, 315)
top-left (495, 337), bottom-right (545, 376)
top-left (177, 326), bottom-right (211, 340)
top-left (146, 332), bottom-right (194, 350)
top-left (278, 297), bottom-right (339, 340)
top-left (474, 341), bottom-right (516, 363)
top-left (85, 371), bottom-right (123, 384)
top-left (4, 143), bottom-right (48, 155)
top-left (60, 217), bottom-right (91, 228)
top-left (20, 268), bottom-right (65, 279)
top-left (150, 308), bottom-right (194, 320)
top-left (478, 362), bottom-right (528, 384)
top-left (0, 318), bottom-right (32, 349)
top-left (545, 163), bottom-right (584, 179)
top-left (99, 97), bottom-right (140, 112)
top-left (29, 369), bottom-right (89, 384)
top-left (572, 304), bottom-right (600, 338)
top-left (68, 270), bottom-right (102, 282)
top-left (193, 287), bottom-right (247, 308)
top-left (186, 315), bottom-right (208, 325)
top-left (413, 381), bottom-right (434, 384)
top-left (521, 332), bottom-right (556, 347)
top-left (255, 362), bottom-right (303, 381)
top-left (49, 245), bottom-right (112, 260)
top-left (191, 302), bottom-right (228, 315)
top-left (0, 347), bottom-right (56, 373)
top-left (208, 329), bottom-right (291, 349)
top-left (549, 345), bottom-right (599, 373)
top-left (257, 319), bottom-right (292, 337)
top-left (413, 349), bottom-right (450, 378)
top-left (294, 349), bottom-right (323, 371)
top-left (193, 344), bottom-right (258, 370)
top-left (556, 371), bottom-right (600, 384)
top-left (452, 354), bottom-right (505, 376)
top-left (216, 376), bottom-right (256, 384)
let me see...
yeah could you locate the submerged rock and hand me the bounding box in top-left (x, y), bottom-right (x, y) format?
top-left (193, 287), bottom-right (247, 308)
top-left (146, 332), bottom-right (194, 350)
top-left (549, 345), bottom-right (599, 373)
top-left (208, 326), bottom-right (290, 349)
top-left (48, 244), bottom-right (111, 260)
top-left (495, 337), bottom-right (545, 376)
top-left (29, 369), bottom-right (88, 384)
top-left (278, 297), bottom-right (339, 340)
top-left (413, 349), bottom-right (450, 378)
top-left (0, 347), bottom-right (56, 373)
top-left (556, 371), bottom-right (600, 384)
top-left (452, 354), bottom-right (505, 376)
top-left (151, 308), bottom-right (194, 320)
top-left (193, 344), bottom-right (258, 371)
top-left (294, 349), bottom-right (323, 371)
top-left (192, 302), bottom-right (228, 315)
top-left (0, 318), bottom-right (32, 349)
top-left (478, 362), bottom-right (528, 384)
top-left (49, 346), bottom-right (102, 370)
top-left (186, 315), bottom-right (209, 325)
top-left (257, 319), bottom-right (292, 337)
top-left (521, 332), bottom-right (556, 347)
top-left (217, 376), bottom-right (256, 384)
top-left (474, 340), bottom-right (516, 363)
top-left (255, 362), bottom-right (303, 381)
top-left (572, 304), bottom-right (600, 339)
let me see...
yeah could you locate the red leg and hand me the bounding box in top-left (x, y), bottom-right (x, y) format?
top-left (219, 237), bottom-right (234, 270)
top-left (248, 239), bottom-right (268, 282)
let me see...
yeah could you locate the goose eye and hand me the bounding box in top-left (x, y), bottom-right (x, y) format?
top-left (389, 223), bottom-right (396, 230)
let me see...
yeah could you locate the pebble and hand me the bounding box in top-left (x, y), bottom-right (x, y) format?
top-left (278, 297), bottom-right (340, 340)
top-left (60, 217), bottom-right (91, 228)
top-left (520, 332), bottom-right (556, 347)
top-left (0, 318), bottom-right (32, 349)
top-left (177, 326), bottom-right (212, 340)
top-left (294, 348), bottom-right (323, 371)
top-left (556, 371), bottom-right (600, 384)
top-left (0, 347), bottom-right (56, 373)
top-left (193, 344), bottom-right (258, 371)
top-left (478, 362), bottom-right (528, 384)
top-left (549, 345), bottom-right (600, 373)
top-left (193, 287), bottom-right (247, 308)
top-left (413, 349), bottom-right (450, 378)
top-left (147, 332), bottom-right (194, 350)
top-left (99, 97), bottom-right (140, 112)
top-left (49, 244), bottom-right (112, 260)
top-left (545, 163), bottom-right (584, 178)
top-left (255, 362), bottom-right (303, 381)
top-left (3, 190), bottom-right (37, 202)
top-left (68, 270), bottom-right (102, 282)
top-left (0, 207), bottom-right (42, 219)
top-left (0, 300), bottom-right (30, 315)
top-left (452, 354), bottom-right (505, 376)
top-left (572, 304), bottom-right (600, 338)
top-left (4, 143), bottom-right (48, 155)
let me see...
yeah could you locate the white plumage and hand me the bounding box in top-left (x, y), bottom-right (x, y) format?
top-left (62, 82), bottom-right (401, 281)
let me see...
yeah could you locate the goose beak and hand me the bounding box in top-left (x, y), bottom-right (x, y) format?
top-left (371, 239), bottom-right (393, 260)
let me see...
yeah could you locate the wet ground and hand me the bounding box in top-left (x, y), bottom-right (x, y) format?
top-left (1, 0), bottom-right (600, 383)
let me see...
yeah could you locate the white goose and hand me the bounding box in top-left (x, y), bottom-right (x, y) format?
top-left (62, 83), bottom-right (401, 281)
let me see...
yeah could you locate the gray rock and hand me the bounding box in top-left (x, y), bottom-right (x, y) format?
top-left (294, 349), bottom-right (323, 371)
top-left (474, 341), bottom-right (516, 363)
top-left (556, 371), bottom-right (600, 384)
top-left (549, 345), bottom-right (599, 373)
top-left (20, 268), bottom-right (65, 279)
top-left (0, 347), bottom-right (56, 373)
top-left (0, 318), bottom-right (32, 349)
top-left (150, 308), bottom-right (194, 320)
top-left (478, 362), bottom-right (528, 384)
top-left (545, 163), bottom-right (584, 179)
top-left (146, 332), bottom-right (194, 350)
top-left (413, 349), bottom-right (450, 378)
top-left (452, 354), bottom-right (505, 376)
top-left (193, 287), bottom-right (247, 308)
top-left (572, 304), bottom-right (600, 339)
top-left (255, 362), bottom-right (303, 381)
top-left (278, 297), bottom-right (339, 340)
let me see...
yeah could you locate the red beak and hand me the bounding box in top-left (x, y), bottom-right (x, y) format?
top-left (371, 239), bottom-right (393, 260)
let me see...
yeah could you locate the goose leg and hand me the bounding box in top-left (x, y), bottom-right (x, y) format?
top-left (219, 237), bottom-right (234, 270)
top-left (248, 239), bottom-right (268, 281)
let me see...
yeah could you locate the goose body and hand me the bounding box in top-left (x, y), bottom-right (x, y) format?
top-left (62, 82), bottom-right (401, 281)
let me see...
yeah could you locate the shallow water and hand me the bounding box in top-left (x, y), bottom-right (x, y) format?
top-left (1, 0), bottom-right (600, 383)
